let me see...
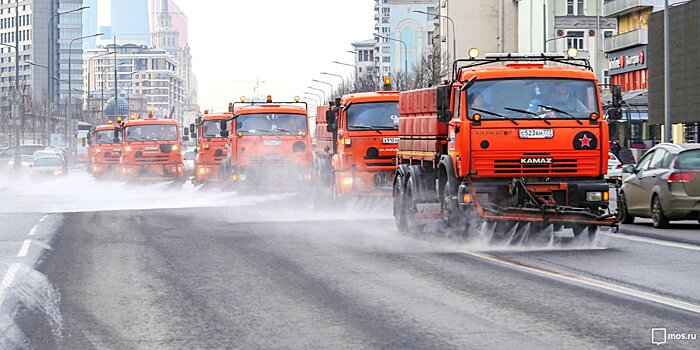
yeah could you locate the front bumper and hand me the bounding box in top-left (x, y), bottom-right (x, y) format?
top-left (120, 164), bottom-right (184, 180)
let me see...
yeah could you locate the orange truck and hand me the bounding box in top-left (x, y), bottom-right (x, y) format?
top-left (218, 97), bottom-right (313, 190)
top-left (189, 110), bottom-right (232, 185)
top-left (118, 117), bottom-right (185, 181)
top-left (314, 89), bottom-right (400, 202)
top-left (88, 123), bottom-right (122, 177)
top-left (393, 52), bottom-right (620, 241)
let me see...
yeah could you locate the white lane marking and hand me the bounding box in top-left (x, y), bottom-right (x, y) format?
top-left (17, 240), bottom-right (31, 258)
top-left (38, 214), bottom-right (50, 222)
top-left (461, 250), bottom-right (700, 315)
top-left (28, 224), bottom-right (39, 236)
top-left (603, 232), bottom-right (700, 252)
top-left (0, 263), bottom-right (21, 309)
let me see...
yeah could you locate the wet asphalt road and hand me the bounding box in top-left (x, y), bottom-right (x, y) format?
top-left (24, 203), bottom-right (700, 350)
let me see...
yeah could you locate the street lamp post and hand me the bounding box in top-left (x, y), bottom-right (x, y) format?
top-left (331, 61), bottom-right (359, 90)
top-left (544, 35), bottom-right (571, 53)
top-left (67, 33), bottom-right (102, 158)
top-left (303, 92), bottom-right (322, 105)
top-left (663, 0), bottom-right (671, 142)
top-left (374, 34), bottom-right (408, 75)
top-left (311, 79), bottom-right (334, 99)
top-left (47, 6), bottom-right (89, 146)
top-left (306, 86), bottom-right (326, 103)
top-left (87, 51), bottom-right (113, 125)
top-left (414, 10), bottom-right (455, 64)
top-left (320, 72), bottom-right (345, 93)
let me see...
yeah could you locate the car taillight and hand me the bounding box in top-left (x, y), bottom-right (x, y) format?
top-left (616, 164), bottom-right (622, 169)
top-left (668, 172), bottom-right (698, 183)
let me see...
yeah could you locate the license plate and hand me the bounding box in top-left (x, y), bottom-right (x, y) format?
top-left (519, 129), bottom-right (553, 139)
top-left (263, 140), bottom-right (282, 146)
top-left (144, 146), bottom-right (159, 151)
top-left (382, 138), bottom-right (399, 144)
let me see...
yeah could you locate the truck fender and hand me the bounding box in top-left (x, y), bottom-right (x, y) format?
top-left (407, 165), bottom-right (433, 202)
top-left (439, 155), bottom-right (459, 194)
top-left (394, 164), bottom-right (410, 191)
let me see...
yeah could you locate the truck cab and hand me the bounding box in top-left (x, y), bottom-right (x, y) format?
top-left (220, 97), bottom-right (312, 190)
top-left (191, 111), bottom-right (232, 184)
top-left (316, 91), bottom-right (400, 200)
top-left (118, 117), bottom-right (184, 181)
top-left (89, 123), bottom-right (122, 177)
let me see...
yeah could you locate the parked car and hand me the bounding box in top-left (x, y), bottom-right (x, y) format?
top-left (606, 152), bottom-right (623, 179)
top-left (33, 148), bottom-right (67, 166)
top-left (618, 143), bottom-right (700, 228)
top-left (6, 155), bottom-right (36, 169)
top-left (28, 156), bottom-right (66, 177)
top-left (0, 145), bottom-right (47, 169)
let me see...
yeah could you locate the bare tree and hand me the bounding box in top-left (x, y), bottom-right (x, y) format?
top-left (411, 45), bottom-right (451, 89)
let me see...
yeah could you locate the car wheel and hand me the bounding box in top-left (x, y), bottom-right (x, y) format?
top-left (651, 196), bottom-right (670, 229)
top-left (618, 192), bottom-right (635, 224)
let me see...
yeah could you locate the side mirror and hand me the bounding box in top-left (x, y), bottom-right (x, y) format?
top-left (221, 130), bottom-right (230, 138)
top-left (183, 135), bottom-right (190, 142)
top-left (326, 109), bottom-right (336, 126)
top-left (436, 85), bottom-right (452, 122)
top-left (183, 127), bottom-right (190, 137)
top-left (220, 119), bottom-right (228, 131)
top-left (623, 164), bottom-right (636, 174)
top-left (113, 128), bottom-right (120, 141)
top-left (189, 123), bottom-right (196, 135)
top-left (607, 107), bottom-right (622, 120)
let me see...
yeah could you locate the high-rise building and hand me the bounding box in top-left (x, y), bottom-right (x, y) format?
top-left (373, 0), bottom-right (434, 80)
top-left (111, 0), bottom-right (151, 46)
top-left (83, 44), bottom-right (184, 124)
top-left (82, 0), bottom-right (98, 49)
top-left (152, 0), bottom-right (198, 121)
top-left (151, 0), bottom-right (189, 47)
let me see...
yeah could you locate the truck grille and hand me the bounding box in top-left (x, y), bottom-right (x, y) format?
top-left (134, 153), bottom-right (170, 164)
top-left (473, 152), bottom-right (600, 177)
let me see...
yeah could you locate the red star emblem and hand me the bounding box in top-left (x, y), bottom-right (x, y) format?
top-left (579, 134), bottom-right (592, 148)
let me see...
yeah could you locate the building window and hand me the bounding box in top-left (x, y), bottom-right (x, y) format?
top-left (382, 56), bottom-right (390, 63)
top-left (566, 30), bottom-right (585, 50)
top-left (567, 0), bottom-right (585, 16)
top-left (382, 7), bottom-right (390, 16)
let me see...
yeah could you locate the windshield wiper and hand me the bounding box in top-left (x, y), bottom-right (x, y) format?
top-left (537, 104), bottom-right (583, 125)
top-left (348, 125), bottom-right (383, 134)
top-left (273, 128), bottom-right (294, 135)
top-left (503, 107), bottom-right (551, 125)
top-left (470, 107), bottom-right (519, 125)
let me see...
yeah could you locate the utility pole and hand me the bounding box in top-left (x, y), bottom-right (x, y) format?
top-left (12, 0), bottom-right (21, 170)
top-left (663, 0), bottom-right (671, 143)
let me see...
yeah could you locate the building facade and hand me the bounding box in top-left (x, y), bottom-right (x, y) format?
top-left (83, 44), bottom-right (184, 124)
top-left (151, 0), bottom-right (198, 119)
top-left (111, 0), bottom-right (151, 46)
top-left (81, 0), bottom-right (97, 49)
top-left (648, 0), bottom-right (699, 144)
top-left (351, 38), bottom-right (377, 87)
top-left (374, 0), bottom-right (434, 80)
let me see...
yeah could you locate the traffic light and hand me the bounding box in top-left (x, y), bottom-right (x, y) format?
top-left (383, 76), bottom-right (391, 91)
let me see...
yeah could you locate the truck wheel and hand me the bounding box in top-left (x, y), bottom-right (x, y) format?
top-left (405, 176), bottom-right (425, 235)
top-left (651, 196), bottom-right (670, 229)
top-left (618, 192), bottom-right (635, 224)
top-left (442, 183), bottom-right (467, 238)
top-left (393, 174), bottom-right (408, 231)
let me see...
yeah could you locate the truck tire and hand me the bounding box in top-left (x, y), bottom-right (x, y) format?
top-left (393, 173), bottom-right (408, 231)
top-left (405, 175), bottom-right (425, 235)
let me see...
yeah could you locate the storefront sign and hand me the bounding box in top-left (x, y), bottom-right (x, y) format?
top-left (608, 46), bottom-right (647, 74)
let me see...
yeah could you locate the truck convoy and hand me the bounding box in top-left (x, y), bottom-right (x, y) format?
top-left (89, 122), bottom-right (122, 178)
top-left (190, 110), bottom-right (232, 185)
top-left (393, 51), bottom-right (619, 241)
top-left (314, 87), bottom-right (400, 202)
top-left (219, 96), bottom-right (313, 190)
top-left (117, 116), bottom-right (185, 181)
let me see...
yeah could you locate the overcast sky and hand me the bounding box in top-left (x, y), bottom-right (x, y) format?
top-left (99, 0), bottom-right (376, 112)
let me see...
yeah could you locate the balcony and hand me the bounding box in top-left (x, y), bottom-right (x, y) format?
top-left (603, 0), bottom-right (658, 17)
top-left (604, 28), bottom-right (648, 52)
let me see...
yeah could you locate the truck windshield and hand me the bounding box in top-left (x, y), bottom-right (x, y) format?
top-left (467, 78), bottom-right (599, 120)
top-left (125, 125), bottom-right (178, 142)
top-left (236, 113), bottom-right (308, 136)
top-left (95, 130), bottom-right (120, 144)
top-left (202, 120), bottom-right (223, 138)
top-left (346, 102), bottom-right (400, 131)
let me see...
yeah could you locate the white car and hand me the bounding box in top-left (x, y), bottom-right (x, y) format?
top-left (6, 155), bottom-right (36, 169)
top-left (606, 152), bottom-right (623, 179)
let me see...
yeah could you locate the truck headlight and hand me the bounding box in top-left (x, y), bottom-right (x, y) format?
top-left (586, 192), bottom-right (603, 202)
